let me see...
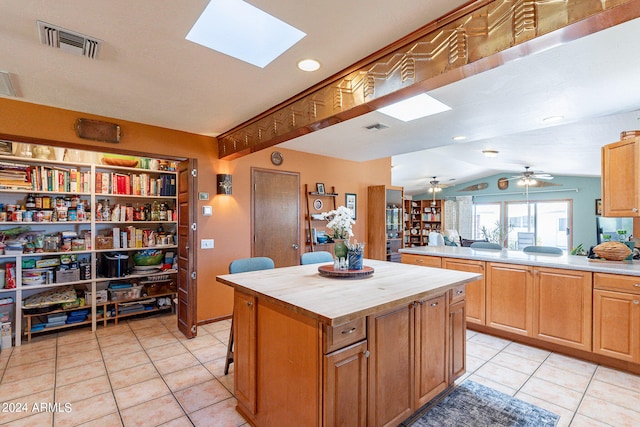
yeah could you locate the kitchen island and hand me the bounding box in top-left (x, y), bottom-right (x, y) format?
top-left (216, 259), bottom-right (480, 427)
top-left (399, 246), bottom-right (640, 374)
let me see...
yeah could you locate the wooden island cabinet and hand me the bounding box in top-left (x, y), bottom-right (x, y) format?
top-left (217, 260), bottom-right (478, 427)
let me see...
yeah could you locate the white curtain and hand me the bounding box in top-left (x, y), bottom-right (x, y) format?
top-left (444, 196), bottom-right (473, 239)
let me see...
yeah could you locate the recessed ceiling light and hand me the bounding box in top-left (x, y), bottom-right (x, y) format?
top-left (452, 135), bottom-right (466, 141)
top-left (542, 115), bottom-right (564, 123)
top-left (297, 59), bottom-right (320, 72)
top-left (482, 149), bottom-right (499, 158)
top-left (186, 0), bottom-right (306, 68)
top-left (378, 93), bottom-right (451, 122)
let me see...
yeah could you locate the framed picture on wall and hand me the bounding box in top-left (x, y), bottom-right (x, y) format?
top-left (595, 198), bottom-right (602, 216)
top-left (345, 193), bottom-right (357, 219)
top-left (316, 183), bottom-right (325, 194)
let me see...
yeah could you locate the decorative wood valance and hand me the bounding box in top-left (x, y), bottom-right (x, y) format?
top-left (218, 0), bottom-right (640, 160)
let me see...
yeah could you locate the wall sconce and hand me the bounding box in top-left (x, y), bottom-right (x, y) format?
top-left (217, 174), bottom-right (232, 195)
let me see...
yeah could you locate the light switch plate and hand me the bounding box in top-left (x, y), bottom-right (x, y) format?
top-left (202, 205), bottom-right (212, 216)
top-left (201, 239), bottom-right (214, 249)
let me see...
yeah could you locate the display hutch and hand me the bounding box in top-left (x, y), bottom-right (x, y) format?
top-left (404, 198), bottom-right (443, 247)
top-left (0, 142), bottom-right (178, 346)
top-left (304, 184), bottom-right (337, 252)
top-left (367, 185), bottom-right (403, 261)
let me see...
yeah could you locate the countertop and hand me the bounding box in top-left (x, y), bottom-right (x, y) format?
top-left (216, 259), bottom-right (480, 326)
top-left (400, 246), bottom-right (640, 276)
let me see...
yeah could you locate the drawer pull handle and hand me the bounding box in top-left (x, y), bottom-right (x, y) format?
top-left (456, 290), bottom-right (464, 295)
top-left (430, 302), bottom-right (439, 307)
top-left (634, 284), bottom-right (640, 287)
top-left (634, 300), bottom-right (639, 305)
top-left (416, 259), bottom-right (423, 263)
top-left (246, 301), bottom-right (252, 307)
top-left (342, 327), bottom-right (357, 335)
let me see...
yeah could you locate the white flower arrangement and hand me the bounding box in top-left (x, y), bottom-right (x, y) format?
top-left (321, 205), bottom-right (355, 239)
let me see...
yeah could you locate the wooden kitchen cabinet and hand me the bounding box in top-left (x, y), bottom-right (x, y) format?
top-left (368, 291), bottom-right (462, 427)
top-left (532, 267), bottom-right (592, 351)
top-left (486, 262), bottom-right (533, 336)
top-left (324, 340), bottom-right (368, 427)
top-left (442, 257), bottom-right (485, 325)
top-left (593, 273), bottom-right (640, 363)
top-left (414, 294), bottom-right (448, 408)
top-left (601, 137), bottom-right (640, 217)
top-left (401, 253), bottom-right (442, 268)
top-left (367, 303), bottom-right (414, 427)
top-left (234, 292), bottom-right (257, 418)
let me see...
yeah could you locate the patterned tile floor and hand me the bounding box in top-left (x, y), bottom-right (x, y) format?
top-left (0, 314), bottom-right (639, 426)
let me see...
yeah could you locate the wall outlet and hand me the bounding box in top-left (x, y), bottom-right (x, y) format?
top-left (201, 239), bottom-right (214, 249)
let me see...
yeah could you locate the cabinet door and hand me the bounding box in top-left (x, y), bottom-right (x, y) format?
top-left (486, 262), bottom-right (533, 336)
top-left (602, 138), bottom-right (640, 217)
top-left (442, 258), bottom-right (485, 325)
top-left (367, 303), bottom-right (414, 427)
top-left (593, 290), bottom-right (640, 363)
top-left (414, 294), bottom-right (448, 408)
top-left (324, 341), bottom-right (368, 427)
top-left (449, 299), bottom-right (466, 382)
top-left (234, 292), bottom-right (257, 417)
top-left (533, 268), bottom-right (592, 351)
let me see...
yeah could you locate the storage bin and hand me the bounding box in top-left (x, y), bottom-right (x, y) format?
top-left (85, 289), bottom-right (108, 304)
top-left (109, 285), bottom-right (143, 302)
top-left (56, 269), bottom-right (80, 283)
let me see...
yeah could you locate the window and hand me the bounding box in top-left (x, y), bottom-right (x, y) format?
top-left (506, 200), bottom-right (571, 250)
top-left (472, 203), bottom-right (501, 240)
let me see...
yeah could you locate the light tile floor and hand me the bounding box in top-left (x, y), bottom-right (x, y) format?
top-left (1, 315), bottom-right (639, 426)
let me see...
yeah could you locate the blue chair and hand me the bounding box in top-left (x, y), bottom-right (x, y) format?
top-left (301, 251), bottom-right (333, 265)
top-left (229, 256), bottom-right (275, 273)
top-left (470, 242), bottom-right (502, 250)
top-left (225, 256), bottom-right (275, 375)
top-left (522, 246), bottom-right (563, 255)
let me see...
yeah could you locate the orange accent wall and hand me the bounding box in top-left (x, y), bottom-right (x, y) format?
top-left (0, 98), bottom-right (391, 324)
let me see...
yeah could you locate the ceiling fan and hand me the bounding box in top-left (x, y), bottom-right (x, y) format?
top-left (427, 177), bottom-right (442, 206)
top-left (508, 166), bottom-right (554, 186)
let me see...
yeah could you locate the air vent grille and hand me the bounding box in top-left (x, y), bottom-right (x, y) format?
top-left (37, 20), bottom-right (102, 59)
top-left (364, 123), bottom-right (390, 132)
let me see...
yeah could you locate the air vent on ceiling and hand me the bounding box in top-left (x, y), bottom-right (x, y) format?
top-left (0, 71), bottom-right (17, 97)
top-left (37, 20), bottom-right (102, 59)
top-left (364, 123), bottom-right (390, 132)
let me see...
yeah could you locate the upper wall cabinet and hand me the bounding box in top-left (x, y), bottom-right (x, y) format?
top-left (602, 136), bottom-right (640, 217)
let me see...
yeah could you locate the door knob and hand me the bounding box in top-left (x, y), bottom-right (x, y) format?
top-left (292, 244), bottom-right (299, 249)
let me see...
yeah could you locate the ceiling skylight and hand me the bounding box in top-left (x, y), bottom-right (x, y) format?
top-left (186, 0), bottom-right (306, 68)
top-left (378, 93), bottom-right (451, 122)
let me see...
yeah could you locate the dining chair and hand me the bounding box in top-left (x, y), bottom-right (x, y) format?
top-left (300, 251), bottom-right (334, 265)
top-left (470, 242), bottom-right (503, 250)
top-left (225, 256), bottom-right (275, 375)
top-left (522, 245), bottom-right (563, 255)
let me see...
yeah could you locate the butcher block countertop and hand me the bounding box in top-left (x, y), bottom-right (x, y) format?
top-left (400, 245), bottom-right (640, 277)
top-left (216, 259), bottom-right (480, 326)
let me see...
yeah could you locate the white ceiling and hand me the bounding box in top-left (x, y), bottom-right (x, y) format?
top-left (1, 1), bottom-right (639, 195)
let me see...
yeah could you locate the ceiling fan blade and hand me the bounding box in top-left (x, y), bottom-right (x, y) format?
top-left (533, 175), bottom-right (553, 180)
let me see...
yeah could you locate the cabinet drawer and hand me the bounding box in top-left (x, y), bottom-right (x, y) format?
top-left (401, 254), bottom-right (441, 268)
top-left (594, 273), bottom-right (640, 295)
top-left (324, 318), bottom-right (366, 354)
top-left (449, 285), bottom-right (466, 303)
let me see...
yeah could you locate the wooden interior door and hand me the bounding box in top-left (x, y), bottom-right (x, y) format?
top-left (177, 159), bottom-right (197, 338)
top-left (252, 168), bottom-right (300, 267)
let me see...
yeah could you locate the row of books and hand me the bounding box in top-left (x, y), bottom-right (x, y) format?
top-left (95, 173), bottom-right (176, 196)
top-left (0, 162), bottom-right (92, 193)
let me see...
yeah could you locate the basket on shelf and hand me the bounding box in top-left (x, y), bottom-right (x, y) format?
top-left (593, 241), bottom-right (632, 261)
